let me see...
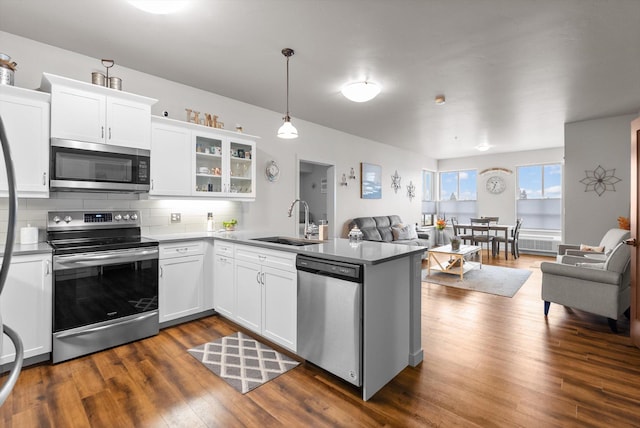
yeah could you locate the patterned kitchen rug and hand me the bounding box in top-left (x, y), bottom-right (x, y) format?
top-left (188, 332), bottom-right (299, 394)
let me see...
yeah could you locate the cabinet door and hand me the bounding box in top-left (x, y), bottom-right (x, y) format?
top-left (159, 255), bottom-right (204, 323)
top-left (0, 254), bottom-right (52, 365)
top-left (106, 97), bottom-right (152, 149)
top-left (262, 266), bottom-right (297, 351)
top-left (193, 132), bottom-right (225, 196)
top-left (0, 90), bottom-right (50, 197)
top-left (213, 254), bottom-right (235, 318)
top-left (234, 259), bottom-right (262, 333)
top-left (150, 121), bottom-right (192, 195)
top-left (229, 138), bottom-right (256, 198)
top-left (50, 86), bottom-right (105, 143)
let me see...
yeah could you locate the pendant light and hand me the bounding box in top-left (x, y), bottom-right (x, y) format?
top-left (277, 48), bottom-right (298, 139)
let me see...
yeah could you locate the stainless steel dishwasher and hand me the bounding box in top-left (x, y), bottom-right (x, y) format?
top-left (296, 255), bottom-right (363, 386)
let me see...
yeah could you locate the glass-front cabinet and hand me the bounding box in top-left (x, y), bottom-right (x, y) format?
top-left (193, 129), bottom-right (256, 199)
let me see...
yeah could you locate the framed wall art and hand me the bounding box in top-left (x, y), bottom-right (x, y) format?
top-left (361, 162), bottom-right (382, 199)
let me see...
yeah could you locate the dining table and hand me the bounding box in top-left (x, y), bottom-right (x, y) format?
top-left (453, 223), bottom-right (513, 259)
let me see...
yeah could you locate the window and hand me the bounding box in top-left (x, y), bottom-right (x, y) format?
top-left (517, 163), bottom-right (562, 230)
top-left (422, 170), bottom-right (434, 202)
top-left (438, 169), bottom-right (477, 223)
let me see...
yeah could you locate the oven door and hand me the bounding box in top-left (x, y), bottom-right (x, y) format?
top-left (52, 247), bottom-right (159, 363)
top-left (50, 138), bottom-right (150, 192)
top-left (53, 247), bottom-right (158, 332)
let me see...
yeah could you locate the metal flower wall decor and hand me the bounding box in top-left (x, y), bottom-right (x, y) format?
top-left (579, 165), bottom-right (621, 196)
top-left (407, 181), bottom-right (416, 201)
top-left (391, 170), bottom-right (402, 193)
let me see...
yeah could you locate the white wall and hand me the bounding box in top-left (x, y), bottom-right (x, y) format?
top-left (564, 114), bottom-right (634, 245)
top-left (1, 31), bottom-right (437, 241)
top-left (437, 148), bottom-right (564, 226)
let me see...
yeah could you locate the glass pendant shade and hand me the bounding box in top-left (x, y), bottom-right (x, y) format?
top-left (277, 116), bottom-right (298, 139)
top-left (341, 81), bottom-right (381, 102)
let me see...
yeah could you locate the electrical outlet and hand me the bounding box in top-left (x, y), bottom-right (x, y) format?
top-left (171, 213), bottom-right (181, 223)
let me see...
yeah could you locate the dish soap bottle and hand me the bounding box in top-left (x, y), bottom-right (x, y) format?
top-left (207, 212), bottom-right (215, 232)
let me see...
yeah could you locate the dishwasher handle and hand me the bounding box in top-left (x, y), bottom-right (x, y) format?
top-left (296, 255), bottom-right (362, 283)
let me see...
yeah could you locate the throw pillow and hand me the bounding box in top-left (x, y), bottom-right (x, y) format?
top-left (392, 224), bottom-right (418, 240)
top-left (579, 244), bottom-right (604, 253)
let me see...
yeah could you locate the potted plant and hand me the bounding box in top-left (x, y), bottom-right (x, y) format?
top-left (450, 235), bottom-right (461, 251)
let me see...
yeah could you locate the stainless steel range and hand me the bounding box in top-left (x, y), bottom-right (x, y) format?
top-left (47, 210), bottom-right (159, 363)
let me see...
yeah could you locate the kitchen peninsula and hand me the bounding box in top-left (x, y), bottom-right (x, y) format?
top-left (153, 232), bottom-right (425, 400)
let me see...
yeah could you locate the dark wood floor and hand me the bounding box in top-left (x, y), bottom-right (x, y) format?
top-left (2, 254), bottom-right (640, 427)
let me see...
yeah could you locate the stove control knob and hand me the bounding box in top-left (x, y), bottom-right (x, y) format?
top-left (114, 214), bottom-right (122, 221)
top-left (64, 216), bottom-right (72, 223)
top-left (130, 213), bottom-right (138, 221)
top-left (123, 214), bottom-right (130, 221)
top-left (53, 216), bottom-right (61, 224)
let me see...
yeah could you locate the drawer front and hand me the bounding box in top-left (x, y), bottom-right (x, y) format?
top-left (214, 241), bottom-right (235, 257)
top-left (235, 244), bottom-right (296, 271)
top-left (160, 241), bottom-right (205, 259)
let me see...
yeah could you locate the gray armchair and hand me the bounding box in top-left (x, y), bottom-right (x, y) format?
top-left (541, 241), bottom-right (631, 333)
top-left (556, 228), bottom-right (630, 262)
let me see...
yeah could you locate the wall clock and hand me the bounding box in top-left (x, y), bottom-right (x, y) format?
top-left (265, 160), bottom-right (280, 182)
top-left (486, 175), bottom-right (506, 194)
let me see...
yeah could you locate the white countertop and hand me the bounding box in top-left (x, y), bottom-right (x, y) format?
top-left (0, 242), bottom-right (53, 257)
top-left (147, 231), bottom-right (426, 265)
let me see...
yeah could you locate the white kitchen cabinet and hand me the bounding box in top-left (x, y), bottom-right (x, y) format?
top-left (42, 73), bottom-right (157, 150)
top-left (159, 241), bottom-right (204, 323)
top-left (213, 241), bottom-right (235, 318)
top-left (193, 128), bottom-right (256, 199)
top-left (234, 244), bottom-right (297, 351)
top-left (0, 85), bottom-right (50, 198)
top-left (150, 117), bottom-right (192, 195)
top-left (0, 252), bottom-right (52, 365)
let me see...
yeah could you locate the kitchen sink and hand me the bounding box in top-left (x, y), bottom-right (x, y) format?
top-left (251, 236), bottom-right (322, 246)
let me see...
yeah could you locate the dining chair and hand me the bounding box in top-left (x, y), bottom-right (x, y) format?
top-left (470, 217), bottom-right (494, 258)
top-left (450, 217), bottom-right (473, 244)
top-left (492, 218), bottom-right (523, 259)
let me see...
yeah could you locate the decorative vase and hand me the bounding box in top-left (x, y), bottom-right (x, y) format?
top-left (437, 229), bottom-right (444, 246)
top-left (451, 240), bottom-right (460, 251)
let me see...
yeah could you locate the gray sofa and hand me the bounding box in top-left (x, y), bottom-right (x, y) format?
top-left (348, 215), bottom-right (429, 248)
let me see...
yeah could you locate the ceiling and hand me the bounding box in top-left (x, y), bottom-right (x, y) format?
top-left (2, 0), bottom-right (640, 159)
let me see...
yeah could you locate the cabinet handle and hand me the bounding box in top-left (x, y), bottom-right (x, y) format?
top-left (109, 127), bottom-right (112, 140)
top-left (256, 272), bottom-right (261, 284)
top-left (261, 272), bottom-right (266, 285)
top-left (151, 179), bottom-right (154, 190)
top-left (42, 172), bottom-right (47, 186)
top-left (101, 126), bottom-right (104, 138)
top-left (160, 266), bottom-right (164, 278)
top-left (258, 255), bottom-right (267, 261)
top-left (45, 260), bottom-right (50, 275)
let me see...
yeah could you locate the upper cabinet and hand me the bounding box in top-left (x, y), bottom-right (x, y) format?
top-left (0, 85), bottom-right (50, 198)
top-left (150, 116), bottom-right (257, 200)
top-left (41, 73), bottom-right (157, 150)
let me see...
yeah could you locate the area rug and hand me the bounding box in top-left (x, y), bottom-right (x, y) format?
top-left (188, 332), bottom-right (299, 394)
top-left (423, 265), bottom-right (532, 298)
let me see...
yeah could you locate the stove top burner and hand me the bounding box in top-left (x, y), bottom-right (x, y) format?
top-left (49, 236), bottom-right (158, 255)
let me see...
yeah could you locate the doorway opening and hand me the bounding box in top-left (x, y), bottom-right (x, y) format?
top-left (298, 160), bottom-right (335, 239)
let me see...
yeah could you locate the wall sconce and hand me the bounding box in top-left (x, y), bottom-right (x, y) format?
top-left (340, 173), bottom-right (348, 186)
top-left (349, 167), bottom-right (356, 180)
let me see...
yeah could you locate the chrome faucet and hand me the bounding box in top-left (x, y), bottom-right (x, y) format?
top-left (288, 199), bottom-right (310, 239)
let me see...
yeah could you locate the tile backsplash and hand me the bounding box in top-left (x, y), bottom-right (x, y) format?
top-left (0, 193), bottom-right (243, 244)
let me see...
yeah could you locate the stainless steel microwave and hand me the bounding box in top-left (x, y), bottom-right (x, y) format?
top-left (50, 138), bottom-right (150, 193)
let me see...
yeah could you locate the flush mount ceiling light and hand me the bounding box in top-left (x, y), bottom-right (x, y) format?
top-left (127, 0), bottom-right (190, 14)
top-left (277, 48), bottom-right (298, 139)
top-left (341, 81), bottom-right (381, 103)
top-left (435, 95), bottom-right (446, 105)
top-left (475, 143), bottom-right (491, 152)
